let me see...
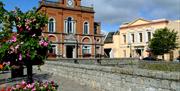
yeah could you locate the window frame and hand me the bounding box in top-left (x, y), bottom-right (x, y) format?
top-left (48, 18), bottom-right (56, 33)
top-left (123, 34), bottom-right (126, 44)
top-left (82, 45), bottom-right (91, 54)
top-left (49, 44), bottom-right (57, 55)
top-left (83, 21), bottom-right (89, 35)
top-left (64, 17), bottom-right (76, 34)
top-left (139, 33), bottom-right (143, 43)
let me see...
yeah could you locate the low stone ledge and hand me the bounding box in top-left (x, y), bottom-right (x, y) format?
top-left (45, 61), bottom-right (180, 81)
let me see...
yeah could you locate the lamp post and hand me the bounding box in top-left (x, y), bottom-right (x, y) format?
top-left (94, 37), bottom-right (101, 64)
top-left (74, 38), bottom-right (79, 64)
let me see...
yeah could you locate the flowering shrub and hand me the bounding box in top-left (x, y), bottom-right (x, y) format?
top-left (0, 80), bottom-right (58, 91)
top-left (0, 61), bottom-right (11, 71)
top-left (0, 7), bottom-right (50, 65)
top-left (0, 2), bottom-right (52, 83)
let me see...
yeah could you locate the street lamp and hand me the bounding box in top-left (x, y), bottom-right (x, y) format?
top-left (74, 37), bottom-right (79, 64)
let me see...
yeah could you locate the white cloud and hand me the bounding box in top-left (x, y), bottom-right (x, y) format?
top-left (82, 0), bottom-right (180, 25)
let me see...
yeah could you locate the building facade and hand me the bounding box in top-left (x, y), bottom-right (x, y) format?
top-left (37, 0), bottom-right (103, 58)
top-left (103, 32), bottom-right (120, 58)
top-left (104, 18), bottom-right (180, 61)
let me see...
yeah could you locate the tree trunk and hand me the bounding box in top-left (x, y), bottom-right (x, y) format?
top-left (26, 64), bottom-right (33, 83)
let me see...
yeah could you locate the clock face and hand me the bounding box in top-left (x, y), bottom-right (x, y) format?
top-left (67, 0), bottom-right (74, 7)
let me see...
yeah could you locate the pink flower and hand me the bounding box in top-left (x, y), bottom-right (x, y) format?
top-left (31, 87), bottom-right (36, 91)
top-left (10, 36), bottom-right (17, 42)
top-left (19, 53), bottom-right (22, 61)
top-left (39, 40), bottom-right (44, 45)
top-left (21, 80), bottom-right (26, 85)
top-left (15, 44), bottom-right (20, 49)
top-left (43, 42), bottom-right (48, 47)
top-left (32, 34), bottom-right (36, 37)
top-left (3, 61), bottom-right (10, 66)
top-left (26, 84), bottom-right (31, 88)
top-left (16, 84), bottom-right (21, 89)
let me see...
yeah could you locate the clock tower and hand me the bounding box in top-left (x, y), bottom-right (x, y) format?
top-left (65, 0), bottom-right (81, 7)
top-left (38, 0), bottom-right (103, 59)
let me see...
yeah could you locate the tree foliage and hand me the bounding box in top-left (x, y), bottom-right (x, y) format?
top-left (0, 2), bottom-right (50, 65)
top-left (149, 27), bottom-right (178, 56)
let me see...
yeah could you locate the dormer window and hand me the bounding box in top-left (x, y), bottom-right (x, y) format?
top-left (48, 18), bottom-right (55, 32)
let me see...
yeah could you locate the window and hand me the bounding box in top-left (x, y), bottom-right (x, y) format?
top-left (123, 34), bottom-right (126, 44)
top-left (147, 32), bottom-right (151, 41)
top-left (64, 17), bottom-right (75, 34)
top-left (48, 18), bottom-right (55, 32)
top-left (84, 22), bottom-right (89, 34)
top-left (94, 26), bottom-right (97, 34)
top-left (49, 45), bottom-right (57, 54)
top-left (131, 34), bottom-right (134, 43)
top-left (139, 33), bottom-right (143, 42)
top-left (82, 45), bottom-right (91, 54)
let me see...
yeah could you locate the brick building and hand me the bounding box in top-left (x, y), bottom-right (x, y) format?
top-left (37, 0), bottom-right (103, 58)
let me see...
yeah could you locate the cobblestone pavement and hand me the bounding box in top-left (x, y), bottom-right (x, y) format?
top-left (0, 68), bottom-right (100, 91)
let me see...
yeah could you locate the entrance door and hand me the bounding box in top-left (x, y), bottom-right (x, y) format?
top-left (66, 46), bottom-right (74, 58)
top-left (104, 49), bottom-right (111, 58)
top-left (136, 49), bottom-right (142, 56)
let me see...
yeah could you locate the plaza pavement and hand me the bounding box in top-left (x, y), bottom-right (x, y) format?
top-left (0, 67), bottom-right (100, 91)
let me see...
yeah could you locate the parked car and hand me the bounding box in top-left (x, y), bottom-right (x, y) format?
top-left (142, 57), bottom-right (156, 61)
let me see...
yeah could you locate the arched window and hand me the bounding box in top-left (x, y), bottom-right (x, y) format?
top-left (83, 22), bottom-right (89, 34)
top-left (64, 17), bottom-right (75, 34)
top-left (82, 45), bottom-right (91, 54)
top-left (48, 18), bottom-right (55, 32)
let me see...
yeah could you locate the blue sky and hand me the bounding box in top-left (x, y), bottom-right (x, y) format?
top-left (1, 0), bottom-right (180, 33)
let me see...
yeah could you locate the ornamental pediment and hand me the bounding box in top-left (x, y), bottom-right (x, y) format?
top-left (128, 19), bottom-right (151, 26)
top-left (65, 34), bottom-right (76, 42)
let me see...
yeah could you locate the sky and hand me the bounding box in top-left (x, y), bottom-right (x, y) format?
top-left (1, 0), bottom-right (180, 33)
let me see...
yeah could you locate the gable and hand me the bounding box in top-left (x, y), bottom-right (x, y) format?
top-left (128, 19), bottom-right (151, 26)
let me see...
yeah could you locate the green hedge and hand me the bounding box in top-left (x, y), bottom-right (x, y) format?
top-left (138, 61), bottom-right (180, 72)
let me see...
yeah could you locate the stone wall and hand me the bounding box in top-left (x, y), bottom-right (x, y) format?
top-left (40, 61), bottom-right (180, 91)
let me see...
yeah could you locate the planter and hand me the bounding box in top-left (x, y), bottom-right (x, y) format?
top-left (11, 65), bottom-right (24, 78)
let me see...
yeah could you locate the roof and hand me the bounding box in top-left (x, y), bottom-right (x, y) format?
top-left (37, 0), bottom-right (94, 13)
top-left (104, 32), bottom-right (115, 43)
top-left (120, 18), bottom-right (169, 29)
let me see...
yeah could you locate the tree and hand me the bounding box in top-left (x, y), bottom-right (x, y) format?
top-left (0, 2), bottom-right (50, 83)
top-left (148, 27), bottom-right (178, 60)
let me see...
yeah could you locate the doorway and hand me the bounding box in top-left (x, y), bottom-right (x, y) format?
top-left (136, 49), bottom-right (142, 56)
top-left (66, 45), bottom-right (75, 58)
top-left (104, 49), bottom-right (111, 58)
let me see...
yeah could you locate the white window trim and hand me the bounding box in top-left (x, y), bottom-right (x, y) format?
top-left (48, 17), bottom-right (56, 33)
top-left (64, 17), bottom-right (75, 34)
top-left (83, 21), bottom-right (89, 34)
top-left (82, 45), bottom-right (92, 54)
top-left (50, 44), bottom-right (58, 55)
top-left (138, 32), bottom-right (143, 43)
top-left (122, 34), bottom-right (126, 44)
top-left (131, 33), bottom-right (134, 43)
